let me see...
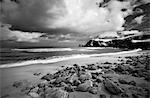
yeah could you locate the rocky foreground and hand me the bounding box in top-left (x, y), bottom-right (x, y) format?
top-left (3, 54), bottom-right (150, 98)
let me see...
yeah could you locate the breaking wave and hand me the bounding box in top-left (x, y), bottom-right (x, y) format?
top-left (0, 49), bottom-right (142, 68)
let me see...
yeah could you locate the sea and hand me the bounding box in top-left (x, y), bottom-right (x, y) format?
top-left (0, 47), bottom-right (141, 68)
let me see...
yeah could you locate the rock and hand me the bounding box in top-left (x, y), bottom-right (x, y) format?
top-left (73, 79), bottom-right (81, 86)
top-left (13, 81), bottom-right (23, 88)
top-left (41, 73), bottom-right (54, 81)
top-left (38, 83), bottom-right (45, 88)
top-left (103, 79), bottom-right (123, 95)
top-left (30, 87), bottom-right (39, 93)
top-left (76, 80), bottom-right (93, 92)
top-left (88, 87), bottom-right (97, 94)
top-left (65, 85), bottom-right (74, 92)
top-left (103, 62), bottom-right (112, 65)
top-left (96, 76), bottom-right (103, 83)
top-left (87, 64), bottom-right (97, 70)
top-left (12, 80), bottom-right (30, 88)
top-left (91, 73), bottom-right (98, 79)
top-left (132, 93), bottom-right (139, 98)
top-left (73, 64), bottom-right (82, 71)
top-left (144, 75), bottom-right (150, 81)
top-left (79, 72), bottom-right (92, 83)
top-left (28, 92), bottom-right (39, 98)
top-left (93, 82), bottom-right (98, 87)
top-left (66, 73), bottom-right (78, 84)
top-left (121, 93), bottom-right (129, 98)
top-left (104, 69), bottom-right (115, 74)
top-left (60, 82), bottom-right (68, 87)
top-left (99, 94), bottom-right (106, 98)
top-left (129, 81), bottom-right (136, 86)
top-left (46, 88), bottom-right (68, 98)
top-left (54, 77), bottom-right (66, 84)
top-left (118, 79), bottom-right (128, 84)
top-left (33, 72), bottom-right (41, 76)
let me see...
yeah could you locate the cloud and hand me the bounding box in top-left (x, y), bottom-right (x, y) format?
top-left (135, 15), bottom-right (144, 24)
top-left (1, 0), bottom-right (148, 36)
top-left (0, 22), bottom-right (45, 42)
top-left (48, 0), bottom-right (132, 34)
top-left (1, 0), bottom-right (133, 34)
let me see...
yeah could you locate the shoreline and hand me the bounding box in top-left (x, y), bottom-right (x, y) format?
top-left (1, 50), bottom-right (150, 98)
top-left (0, 48), bottom-right (142, 69)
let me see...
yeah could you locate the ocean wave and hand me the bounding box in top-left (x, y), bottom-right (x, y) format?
top-left (0, 49), bottom-right (142, 68)
top-left (12, 48), bottom-right (74, 52)
top-left (12, 47), bottom-right (108, 52)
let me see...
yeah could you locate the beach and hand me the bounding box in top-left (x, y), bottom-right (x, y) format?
top-left (1, 50), bottom-right (150, 98)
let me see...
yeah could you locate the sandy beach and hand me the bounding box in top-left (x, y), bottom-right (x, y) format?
top-left (1, 50), bottom-right (150, 98)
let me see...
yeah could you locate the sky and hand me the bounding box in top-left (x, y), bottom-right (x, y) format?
top-left (0, 0), bottom-right (149, 47)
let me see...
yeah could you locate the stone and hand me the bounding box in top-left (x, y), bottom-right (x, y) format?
top-left (96, 77), bottom-right (103, 83)
top-left (76, 80), bottom-right (93, 92)
top-left (65, 85), bottom-right (74, 92)
top-left (73, 79), bottom-right (81, 86)
top-left (60, 82), bottom-right (68, 87)
top-left (41, 73), bottom-right (54, 81)
top-left (13, 81), bottom-right (23, 88)
top-left (121, 93), bottom-right (129, 98)
top-left (132, 93), bottom-right (139, 98)
top-left (99, 94), bottom-right (106, 98)
top-left (79, 72), bottom-right (92, 83)
top-left (28, 92), bottom-right (39, 98)
top-left (54, 77), bottom-right (66, 84)
top-left (88, 87), bottom-right (97, 94)
top-left (118, 79), bottom-right (128, 84)
top-left (129, 81), bottom-right (136, 86)
top-left (33, 72), bottom-right (41, 76)
top-left (144, 75), bottom-right (150, 81)
top-left (103, 62), bottom-right (112, 64)
top-left (66, 73), bottom-right (78, 84)
top-left (30, 87), bottom-right (39, 93)
top-left (46, 88), bottom-right (68, 98)
top-left (87, 64), bottom-right (97, 70)
top-left (91, 73), bottom-right (98, 79)
top-left (103, 79), bottom-right (123, 95)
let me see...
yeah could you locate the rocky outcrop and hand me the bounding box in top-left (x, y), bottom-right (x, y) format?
top-left (84, 3), bottom-right (150, 49)
top-left (12, 55), bottom-right (150, 98)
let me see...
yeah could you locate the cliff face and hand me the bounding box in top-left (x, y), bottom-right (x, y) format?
top-left (84, 3), bottom-right (150, 49)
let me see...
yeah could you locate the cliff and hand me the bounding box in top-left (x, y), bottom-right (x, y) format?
top-left (84, 3), bottom-right (150, 49)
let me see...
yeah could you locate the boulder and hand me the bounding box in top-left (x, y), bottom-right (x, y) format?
top-left (41, 73), bottom-right (54, 81)
top-left (104, 79), bottom-right (123, 95)
top-left (73, 79), bottom-right (81, 86)
top-left (96, 76), bottom-right (103, 83)
top-left (66, 73), bottom-right (78, 84)
top-left (88, 87), bottom-right (98, 94)
top-left (46, 88), bottom-right (68, 98)
top-left (118, 79), bottom-right (128, 84)
top-left (65, 85), bottom-right (74, 92)
top-left (28, 92), bottom-right (39, 98)
top-left (54, 77), bottom-right (66, 84)
top-left (87, 64), bottom-right (97, 70)
top-left (79, 72), bottom-right (92, 83)
top-left (129, 81), bottom-right (136, 86)
top-left (76, 80), bottom-right (93, 92)
top-left (99, 94), bottom-right (106, 98)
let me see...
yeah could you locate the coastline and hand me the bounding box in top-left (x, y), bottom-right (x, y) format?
top-left (1, 50), bottom-right (150, 98)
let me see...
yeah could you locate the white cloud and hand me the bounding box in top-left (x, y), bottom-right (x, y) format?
top-left (0, 23), bottom-right (45, 42)
top-left (1, 0), bottom-right (147, 37)
top-left (48, 0), bottom-right (132, 34)
top-left (135, 15), bottom-right (144, 24)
